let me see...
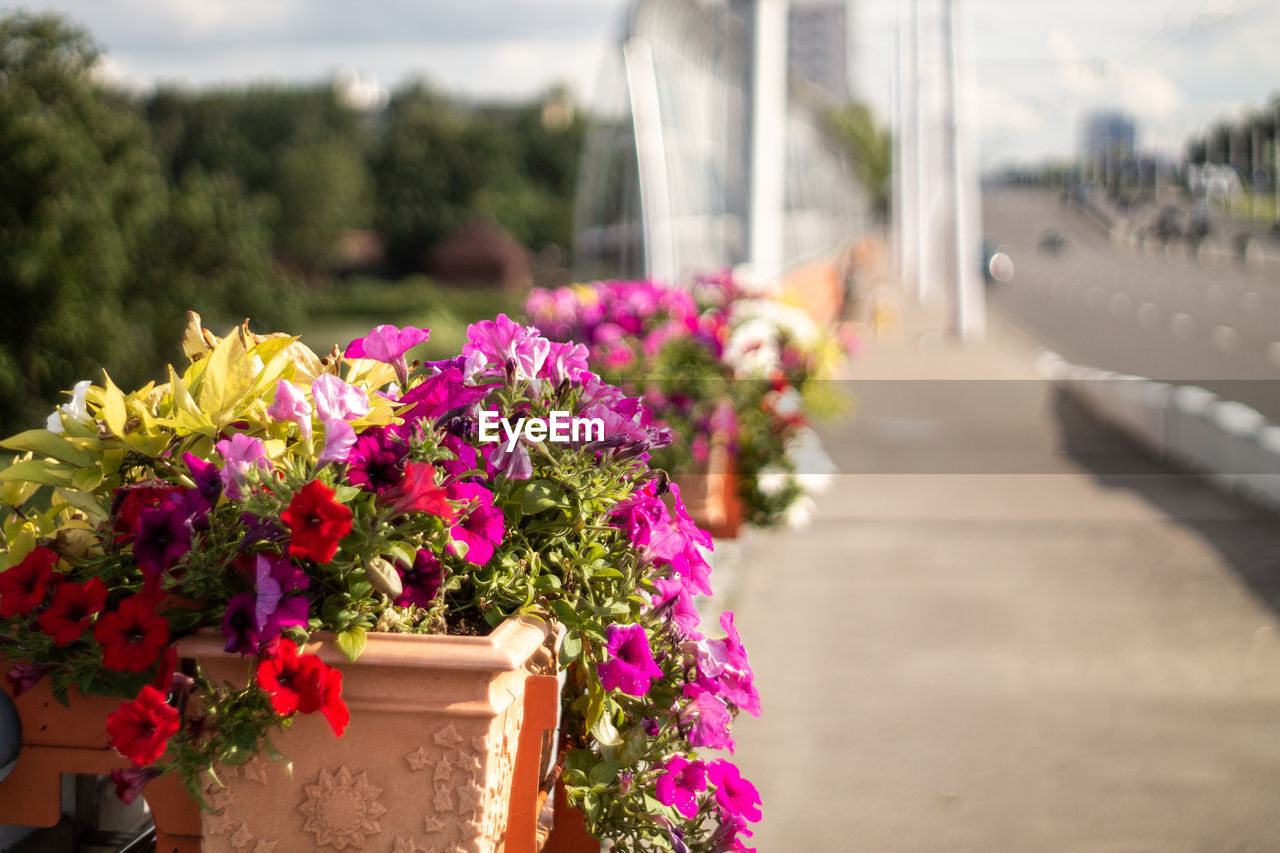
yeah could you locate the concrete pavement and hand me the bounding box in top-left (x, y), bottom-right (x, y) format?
top-left (729, 306), bottom-right (1280, 851)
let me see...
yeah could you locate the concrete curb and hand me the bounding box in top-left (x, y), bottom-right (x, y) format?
top-left (1037, 349), bottom-right (1280, 512)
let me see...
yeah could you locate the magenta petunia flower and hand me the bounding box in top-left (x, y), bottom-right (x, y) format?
top-left (695, 612), bottom-right (761, 717)
top-left (393, 549), bottom-right (443, 608)
top-left (650, 576), bottom-right (702, 636)
top-left (397, 366), bottom-right (491, 426)
top-left (183, 452), bottom-right (224, 506)
top-left (707, 760), bottom-right (762, 823)
top-left (215, 433), bottom-right (271, 499)
top-left (680, 684), bottom-right (735, 752)
top-left (266, 379), bottom-right (313, 441)
top-left (346, 427), bottom-right (409, 494)
top-left (597, 623), bottom-right (663, 696)
top-left (655, 755), bottom-right (708, 820)
top-left (445, 482), bottom-right (504, 566)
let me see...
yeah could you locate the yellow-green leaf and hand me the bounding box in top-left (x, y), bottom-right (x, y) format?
top-left (100, 375), bottom-right (128, 437)
top-left (0, 458), bottom-right (74, 487)
top-left (0, 430), bottom-right (93, 467)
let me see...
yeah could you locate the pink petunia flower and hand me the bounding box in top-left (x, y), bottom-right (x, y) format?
top-left (695, 612), bottom-right (761, 717)
top-left (446, 482), bottom-right (504, 566)
top-left (655, 755), bottom-right (708, 820)
top-left (597, 623), bottom-right (663, 696)
top-left (707, 760), bottom-right (762, 823)
top-left (215, 433), bottom-right (271, 499)
top-left (266, 380), bottom-right (313, 441)
top-left (680, 684), bottom-right (735, 752)
top-left (346, 325), bottom-right (430, 386)
top-left (311, 374), bottom-right (370, 464)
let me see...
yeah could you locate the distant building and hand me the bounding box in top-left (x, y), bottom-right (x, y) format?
top-left (787, 2), bottom-right (850, 102)
top-left (1078, 110), bottom-right (1137, 163)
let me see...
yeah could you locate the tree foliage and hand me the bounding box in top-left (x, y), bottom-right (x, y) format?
top-left (826, 102), bottom-right (893, 221)
top-left (0, 11), bottom-right (298, 433)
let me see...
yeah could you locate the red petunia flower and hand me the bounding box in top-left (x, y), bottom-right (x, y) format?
top-left (255, 639), bottom-right (349, 736)
top-left (255, 638), bottom-right (324, 716)
top-left (0, 547), bottom-right (59, 618)
top-left (281, 480), bottom-right (353, 563)
top-left (316, 664), bottom-right (349, 736)
top-left (379, 461), bottom-right (457, 522)
top-left (36, 576), bottom-right (108, 645)
top-left (105, 685), bottom-right (179, 765)
top-left (94, 596), bottom-right (171, 673)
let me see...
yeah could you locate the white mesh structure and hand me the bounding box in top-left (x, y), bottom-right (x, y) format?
top-left (573, 0), bottom-right (869, 282)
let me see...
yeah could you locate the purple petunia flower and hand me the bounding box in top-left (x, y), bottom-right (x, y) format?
top-left (266, 380), bottom-right (313, 441)
top-left (214, 433), bottom-right (271, 500)
top-left (5, 661), bottom-right (55, 697)
top-left (482, 438), bottom-right (533, 481)
top-left (393, 549), bottom-right (443, 609)
top-left (446, 482), bottom-right (504, 566)
top-left (221, 592), bottom-right (260, 655)
top-left (707, 760), bottom-right (762, 823)
top-left (253, 554), bottom-right (310, 638)
top-left (597, 623), bottom-right (663, 696)
top-left (655, 755), bottom-right (708, 820)
top-left (346, 427), bottom-right (410, 494)
top-left (183, 452), bottom-right (224, 506)
top-left (132, 494), bottom-right (194, 575)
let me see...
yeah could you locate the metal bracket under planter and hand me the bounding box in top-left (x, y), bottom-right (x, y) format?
top-left (0, 673), bottom-right (201, 852)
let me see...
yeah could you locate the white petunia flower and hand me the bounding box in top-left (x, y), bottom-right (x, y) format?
top-left (46, 379), bottom-right (93, 434)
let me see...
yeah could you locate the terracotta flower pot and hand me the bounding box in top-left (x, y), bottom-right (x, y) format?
top-left (672, 435), bottom-right (743, 540)
top-left (177, 614), bottom-right (560, 853)
top-left (0, 659), bottom-right (203, 853)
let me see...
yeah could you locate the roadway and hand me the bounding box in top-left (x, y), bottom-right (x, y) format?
top-left (983, 187), bottom-right (1280, 420)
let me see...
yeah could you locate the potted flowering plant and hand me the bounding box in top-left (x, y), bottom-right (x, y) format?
top-left (525, 272), bottom-right (843, 531)
top-left (0, 312), bottom-right (761, 852)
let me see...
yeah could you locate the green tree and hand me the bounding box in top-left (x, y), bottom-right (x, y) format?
top-left (0, 11), bottom-right (298, 433)
top-left (825, 102), bottom-right (892, 221)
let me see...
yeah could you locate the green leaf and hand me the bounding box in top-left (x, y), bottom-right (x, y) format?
top-left (550, 600), bottom-right (578, 626)
top-left (0, 459), bottom-right (74, 487)
top-left (588, 760), bottom-right (624, 787)
top-left (70, 465), bottom-right (103, 491)
top-left (521, 480), bottom-right (566, 515)
top-left (590, 708), bottom-right (623, 747)
top-left (558, 632), bottom-right (582, 666)
top-left (0, 430), bottom-right (93, 467)
top-left (336, 626), bottom-right (367, 662)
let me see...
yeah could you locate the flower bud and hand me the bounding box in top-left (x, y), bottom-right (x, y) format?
top-left (365, 556), bottom-right (404, 600)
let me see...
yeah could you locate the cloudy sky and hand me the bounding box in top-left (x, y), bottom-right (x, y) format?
top-left (5, 0), bottom-right (1279, 166)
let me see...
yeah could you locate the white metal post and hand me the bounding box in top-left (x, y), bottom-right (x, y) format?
top-left (748, 0), bottom-right (789, 281)
top-left (944, 0), bottom-right (983, 340)
top-left (911, 0), bottom-right (929, 301)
